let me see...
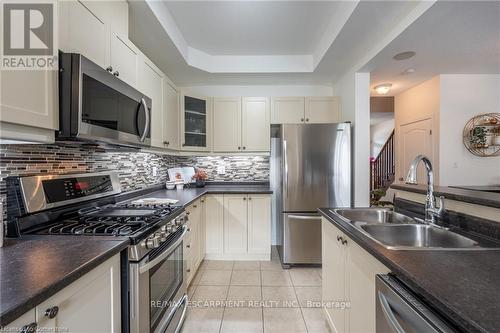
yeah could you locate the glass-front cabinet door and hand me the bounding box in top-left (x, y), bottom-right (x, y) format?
top-left (181, 93), bottom-right (212, 151)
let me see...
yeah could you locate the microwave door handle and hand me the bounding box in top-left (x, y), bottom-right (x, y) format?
top-left (378, 291), bottom-right (406, 333)
top-left (139, 225), bottom-right (187, 274)
top-left (139, 98), bottom-right (150, 142)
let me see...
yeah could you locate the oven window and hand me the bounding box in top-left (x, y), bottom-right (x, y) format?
top-left (149, 241), bottom-right (183, 329)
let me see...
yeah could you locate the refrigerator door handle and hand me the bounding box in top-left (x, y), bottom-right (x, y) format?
top-left (283, 140), bottom-right (289, 197)
top-left (288, 215), bottom-right (322, 220)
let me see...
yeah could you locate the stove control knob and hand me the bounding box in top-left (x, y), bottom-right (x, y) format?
top-left (140, 240), bottom-right (147, 248)
top-left (152, 235), bottom-right (160, 248)
top-left (145, 238), bottom-right (155, 249)
top-left (159, 231), bottom-right (168, 242)
top-left (167, 225), bottom-right (175, 233)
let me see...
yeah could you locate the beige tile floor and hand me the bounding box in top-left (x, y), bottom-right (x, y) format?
top-left (182, 248), bottom-right (331, 333)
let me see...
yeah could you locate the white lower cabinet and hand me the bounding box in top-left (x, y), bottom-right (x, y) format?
top-left (247, 195), bottom-right (272, 254)
top-left (204, 194), bottom-right (271, 261)
top-left (322, 219), bottom-right (390, 333)
top-left (204, 195), bottom-right (225, 256)
top-left (4, 254), bottom-right (121, 333)
top-left (185, 199), bottom-right (206, 285)
top-left (223, 195), bottom-right (248, 254)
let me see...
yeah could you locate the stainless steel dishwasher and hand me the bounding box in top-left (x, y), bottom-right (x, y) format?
top-left (376, 275), bottom-right (456, 333)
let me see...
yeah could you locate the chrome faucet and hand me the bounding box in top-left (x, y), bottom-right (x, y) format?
top-left (405, 155), bottom-right (445, 226)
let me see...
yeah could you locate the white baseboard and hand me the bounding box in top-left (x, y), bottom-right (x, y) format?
top-left (204, 253), bottom-right (271, 261)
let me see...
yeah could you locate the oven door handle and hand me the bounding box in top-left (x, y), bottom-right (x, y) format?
top-left (139, 225), bottom-right (187, 274)
top-left (173, 294), bottom-right (189, 333)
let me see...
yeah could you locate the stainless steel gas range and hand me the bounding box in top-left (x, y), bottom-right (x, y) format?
top-left (5, 171), bottom-right (189, 333)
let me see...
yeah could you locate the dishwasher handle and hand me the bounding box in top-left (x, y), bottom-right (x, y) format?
top-left (378, 291), bottom-right (406, 333)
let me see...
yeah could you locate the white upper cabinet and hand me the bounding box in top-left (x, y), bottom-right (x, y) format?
top-left (0, 69), bottom-right (58, 142)
top-left (138, 58), bottom-right (164, 148)
top-left (242, 97), bottom-right (270, 152)
top-left (109, 31), bottom-right (139, 87)
top-left (213, 98), bottom-right (242, 152)
top-left (271, 97), bottom-right (305, 124)
top-left (181, 93), bottom-right (212, 151)
top-left (59, 0), bottom-right (109, 68)
top-left (271, 96), bottom-right (341, 125)
top-left (60, 1), bottom-right (138, 89)
top-left (305, 97), bottom-right (341, 123)
top-left (163, 81), bottom-right (180, 150)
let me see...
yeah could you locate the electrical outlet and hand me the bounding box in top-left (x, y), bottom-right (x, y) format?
top-left (152, 166), bottom-right (158, 176)
top-left (217, 165), bottom-right (226, 175)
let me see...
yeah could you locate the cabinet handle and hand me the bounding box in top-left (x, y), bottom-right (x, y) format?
top-left (193, 205), bottom-right (197, 208)
top-left (248, 197), bottom-right (252, 201)
top-left (113, 71), bottom-right (119, 77)
top-left (187, 244), bottom-right (191, 248)
top-left (44, 306), bottom-right (59, 319)
top-left (243, 197), bottom-right (246, 201)
top-left (342, 239), bottom-right (348, 245)
top-left (301, 118), bottom-right (304, 122)
top-left (20, 323), bottom-right (37, 333)
top-left (186, 212), bottom-right (191, 215)
top-left (243, 146), bottom-right (246, 150)
top-left (186, 269), bottom-right (191, 273)
top-left (201, 200), bottom-right (205, 203)
top-left (187, 228), bottom-right (191, 232)
top-left (306, 118), bottom-right (309, 122)
top-left (337, 235), bottom-right (342, 242)
top-left (163, 141), bottom-right (170, 145)
top-left (238, 146), bottom-right (241, 150)
top-left (106, 66), bottom-right (113, 72)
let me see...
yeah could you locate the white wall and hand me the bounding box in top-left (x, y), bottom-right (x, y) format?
top-left (439, 74), bottom-right (500, 186)
top-left (334, 71), bottom-right (371, 207)
top-left (180, 85), bottom-right (333, 97)
top-left (370, 115), bottom-right (394, 157)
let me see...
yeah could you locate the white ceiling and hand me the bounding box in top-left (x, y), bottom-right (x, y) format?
top-left (365, 1), bottom-right (500, 96)
top-left (164, 1), bottom-right (341, 56)
top-left (129, 0), bottom-right (424, 86)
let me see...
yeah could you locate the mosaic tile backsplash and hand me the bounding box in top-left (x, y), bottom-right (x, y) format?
top-left (0, 143), bottom-right (270, 211)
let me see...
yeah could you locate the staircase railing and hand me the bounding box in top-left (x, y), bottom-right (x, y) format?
top-left (370, 130), bottom-right (395, 194)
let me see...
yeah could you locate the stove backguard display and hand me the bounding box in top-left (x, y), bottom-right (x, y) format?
top-left (42, 175), bottom-right (113, 203)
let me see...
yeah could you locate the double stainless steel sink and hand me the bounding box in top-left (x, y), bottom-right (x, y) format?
top-left (331, 208), bottom-right (483, 250)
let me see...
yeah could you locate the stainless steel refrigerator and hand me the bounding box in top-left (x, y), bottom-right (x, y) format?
top-left (272, 123), bottom-right (352, 267)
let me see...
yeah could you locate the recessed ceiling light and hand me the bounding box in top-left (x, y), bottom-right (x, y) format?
top-left (401, 68), bottom-right (416, 75)
top-left (374, 83), bottom-right (392, 95)
top-left (393, 51), bottom-right (416, 60)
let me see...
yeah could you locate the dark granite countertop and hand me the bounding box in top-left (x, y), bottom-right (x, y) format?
top-left (391, 183), bottom-right (500, 209)
top-left (1, 182), bottom-right (271, 326)
top-left (318, 208), bottom-right (500, 333)
top-left (125, 183), bottom-right (273, 207)
top-left (0, 236), bottom-right (129, 326)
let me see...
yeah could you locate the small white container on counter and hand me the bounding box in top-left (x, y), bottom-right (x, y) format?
top-left (166, 180), bottom-right (176, 190)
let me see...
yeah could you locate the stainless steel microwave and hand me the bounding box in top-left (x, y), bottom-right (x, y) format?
top-left (58, 52), bottom-right (152, 147)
